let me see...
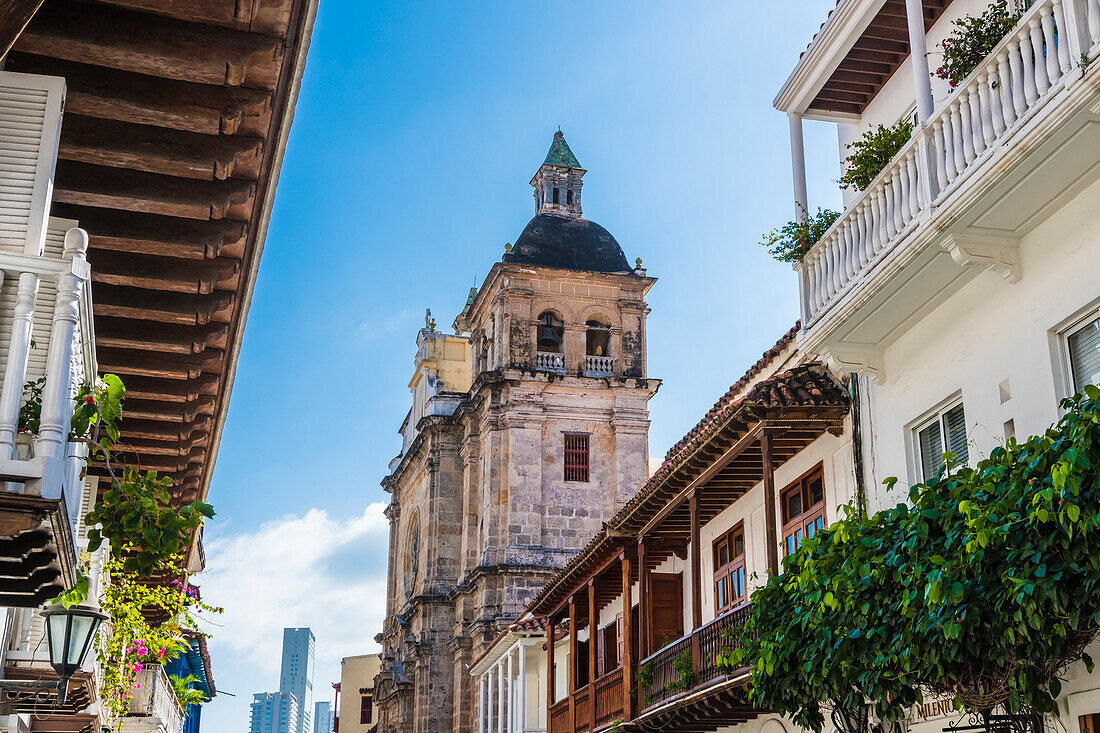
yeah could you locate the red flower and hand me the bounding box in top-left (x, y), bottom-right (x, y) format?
top-left (85, 395), bottom-right (95, 404)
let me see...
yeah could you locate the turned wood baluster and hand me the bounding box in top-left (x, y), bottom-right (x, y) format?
top-left (1040, 5), bottom-right (1062, 83)
top-left (1051, 0), bottom-right (1072, 75)
top-left (907, 151), bottom-right (921, 216)
top-left (1008, 37), bottom-right (1028, 118)
top-left (1030, 17), bottom-right (1051, 93)
top-left (882, 178), bottom-right (897, 241)
top-left (987, 65), bottom-right (1006, 137)
top-left (959, 90), bottom-right (977, 164)
top-left (829, 233), bottom-right (843, 297)
top-left (932, 120), bottom-right (948, 190)
top-left (1019, 27), bottom-right (1039, 105)
top-left (946, 106), bottom-right (962, 181)
top-left (856, 202), bottom-right (872, 268)
top-left (0, 272), bottom-right (37, 460)
top-left (1089, 0), bottom-right (1100, 47)
top-left (842, 219), bottom-right (858, 282)
top-left (892, 164), bottom-right (906, 231)
top-left (875, 188), bottom-right (890, 252)
top-left (976, 73), bottom-right (995, 150)
top-left (997, 52), bottom-right (1017, 129)
top-left (898, 155), bottom-right (912, 224)
top-left (972, 83), bottom-right (990, 155)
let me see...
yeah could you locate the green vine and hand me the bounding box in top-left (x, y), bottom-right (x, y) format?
top-left (96, 552), bottom-right (221, 727)
top-left (17, 377), bottom-right (45, 435)
top-left (838, 120), bottom-right (913, 192)
top-left (932, 0), bottom-right (1023, 89)
top-left (717, 386), bottom-right (1100, 731)
top-left (635, 661), bottom-right (654, 706)
top-left (759, 205), bottom-right (841, 263)
top-left (666, 649), bottom-right (695, 694)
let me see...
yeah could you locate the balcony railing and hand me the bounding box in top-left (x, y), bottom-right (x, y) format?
top-left (583, 355), bottom-right (615, 377)
top-left (549, 698), bottom-right (569, 731)
top-left (798, 0), bottom-right (1094, 327)
top-left (536, 351), bottom-right (566, 373)
top-left (125, 666), bottom-right (184, 733)
top-left (639, 604), bottom-right (751, 714)
top-left (592, 669), bottom-right (623, 728)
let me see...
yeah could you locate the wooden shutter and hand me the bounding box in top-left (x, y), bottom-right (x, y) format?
top-left (1069, 315), bottom-right (1100, 391)
top-left (596, 620), bottom-right (606, 678)
top-left (943, 403), bottom-right (968, 464)
top-left (648, 574), bottom-right (684, 650)
top-left (564, 434), bottom-right (589, 482)
top-left (615, 613), bottom-right (624, 668)
top-left (0, 71), bottom-right (65, 257)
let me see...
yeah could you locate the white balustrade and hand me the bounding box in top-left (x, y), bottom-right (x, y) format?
top-left (127, 666), bottom-right (185, 733)
top-left (535, 352), bottom-right (565, 373)
top-left (800, 0), bottom-right (1083, 326)
top-left (584, 354), bottom-right (615, 376)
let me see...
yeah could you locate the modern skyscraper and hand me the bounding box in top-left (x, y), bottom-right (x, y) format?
top-left (249, 628), bottom-right (316, 733)
top-left (249, 692), bottom-right (300, 733)
top-left (279, 628), bottom-right (316, 733)
top-left (312, 701), bottom-right (333, 733)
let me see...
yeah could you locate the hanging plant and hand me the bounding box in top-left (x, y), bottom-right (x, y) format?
top-left (717, 386), bottom-right (1100, 731)
top-left (838, 120), bottom-right (914, 191)
top-left (96, 551), bottom-right (222, 727)
top-left (932, 0), bottom-right (1024, 90)
top-left (168, 674), bottom-right (210, 707)
top-left (759, 206), bottom-right (841, 263)
top-left (666, 649), bottom-right (695, 693)
top-left (17, 377), bottom-right (45, 434)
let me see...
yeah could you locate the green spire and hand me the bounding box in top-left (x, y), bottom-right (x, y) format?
top-left (542, 130), bottom-right (582, 169)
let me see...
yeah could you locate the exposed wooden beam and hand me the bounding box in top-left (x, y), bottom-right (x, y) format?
top-left (0, 0), bottom-right (44, 58)
top-left (16, 1), bottom-right (283, 90)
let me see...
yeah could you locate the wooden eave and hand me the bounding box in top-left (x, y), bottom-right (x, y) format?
top-left (775, 0), bottom-right (954, 117)
top-left (4, 0), bottom-right (317, 563)
top-left (532, 397), bottom-right (849, 618)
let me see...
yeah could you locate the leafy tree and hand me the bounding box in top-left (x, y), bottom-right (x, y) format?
top-left (719, 387), bottom-right (1100, 731)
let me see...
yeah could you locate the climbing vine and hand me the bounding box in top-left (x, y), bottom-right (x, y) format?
top-left (718, 387), bottom-right (1100, 731)
top-left (96, 551), bottom-right (221, 726)
top-left (838, 120), bottom-right (914, 191)
top-left (933, 0), bottom-right (1023, 89)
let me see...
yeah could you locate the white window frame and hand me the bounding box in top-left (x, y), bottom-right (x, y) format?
top-left (906, 393), bottom-right (967, 484)
top-left (1055, 303), bottom-right (1100, 399)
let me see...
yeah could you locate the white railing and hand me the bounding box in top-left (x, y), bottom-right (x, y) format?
top-left (127, 666), bottom-right (184, 733)
top-left (535, 352), bottom-right (565, 372)
top-left (799, 0), bottom-right (1088, 325)
top-left (584, 354), bottom-right (615, 376)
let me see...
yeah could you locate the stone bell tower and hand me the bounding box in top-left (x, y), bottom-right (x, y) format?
top-left (375, 131), bottom-right (660, 733)
top-left (531, 130), bottom-right (585, 219)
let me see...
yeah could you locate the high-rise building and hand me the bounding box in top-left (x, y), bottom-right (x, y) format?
top-left (279, 628), bottom-right (316, 733)
top-left (249, 692), bottom-right (300, 733)
top-left (249, 628), bottom-right (316, 733)
top-left (312, 701), bottom-right (333, 733)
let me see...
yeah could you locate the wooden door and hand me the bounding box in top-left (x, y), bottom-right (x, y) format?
top-left (648, 573), bottom-right (684, 651)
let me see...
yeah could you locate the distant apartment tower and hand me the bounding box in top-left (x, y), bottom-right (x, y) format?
top-left (280, 628), bottom-right (317, 733)
top-left (250, 692), bottom-right (300, 733)
top-left (313, 701), bottom-right (334, 733)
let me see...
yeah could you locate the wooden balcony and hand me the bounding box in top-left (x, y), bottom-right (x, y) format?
top-left (547, 668), bottom-right (624, 733)
top-left (639, 605), bottom-right (751, 715)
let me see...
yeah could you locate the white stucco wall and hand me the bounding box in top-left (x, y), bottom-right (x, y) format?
top-left (862, 176), bottom-right (1100, 514)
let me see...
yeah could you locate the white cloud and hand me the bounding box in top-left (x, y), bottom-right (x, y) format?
top-left (354, 308), bottom-right (418, 341)
top-left (198, 504), bottom-right (390, 729)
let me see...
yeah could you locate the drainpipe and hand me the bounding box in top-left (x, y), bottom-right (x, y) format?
top-left (849, 373), bottom-right (868, 517)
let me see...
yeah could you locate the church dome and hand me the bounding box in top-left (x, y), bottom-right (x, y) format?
top-left (503, 213), bottom-right (632, 273)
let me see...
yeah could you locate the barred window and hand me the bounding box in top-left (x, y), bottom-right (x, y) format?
top-left (564, 434), bottom-right (589, 482)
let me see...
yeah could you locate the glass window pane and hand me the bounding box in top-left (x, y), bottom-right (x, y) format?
top-left (943, 403), bottom-right (968, 465)
top-left (734, 567), bottom-right (745, 600)
top-left (784, 489), bottom-right (802, 523)
top-left (785, 533), bottom-right (796, 556)
top-left (918, 420), bottom-right (944, 481)
top-left (717, 543), bottom-right (728, 567)
top-left (716, 577), bottom-right (727, 609)
top-left (807, 476), bottom-right (824, 507)
top-left (795, 528), bottom-right (803, 549)
top-left (733, 532), bottom-right (744, 558)
top-left (1069, 316), bottom-right (1100, 393)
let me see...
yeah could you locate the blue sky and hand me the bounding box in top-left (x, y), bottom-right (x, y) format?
top-left (198, 1), bottom-right (842, 729)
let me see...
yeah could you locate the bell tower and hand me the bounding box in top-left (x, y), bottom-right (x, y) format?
top-left (531, 130), bottom-right (585, 219)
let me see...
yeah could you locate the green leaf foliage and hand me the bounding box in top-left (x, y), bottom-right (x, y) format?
top-left (720, 387), bottom-right (1100, 730)
top-left (85, 466), bottom-right (215, 576)
top-left (933, 1), bottom-right (1023, 90)
top-left (760, 206), bottom-right (841, 263)
top-left (838, 120), bottom-right (914, 192)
